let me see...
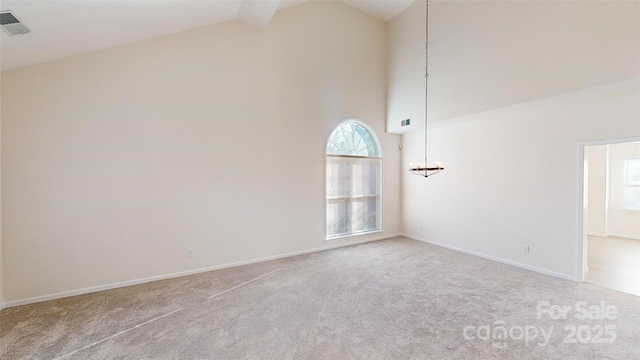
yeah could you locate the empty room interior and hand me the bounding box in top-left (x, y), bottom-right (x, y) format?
top-left (0, 0), bottom-right (639, 359)
top-left (584, 142), bottom-right (640, 297)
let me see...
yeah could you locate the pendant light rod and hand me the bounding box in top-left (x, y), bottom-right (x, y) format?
top-left (409, 0), bottom-right (444, 178)
top-left (424, 0), bottom-right (429, 166)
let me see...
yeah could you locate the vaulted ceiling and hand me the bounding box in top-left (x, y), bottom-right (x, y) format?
top-left (0, 0), bottom-right (414, 72)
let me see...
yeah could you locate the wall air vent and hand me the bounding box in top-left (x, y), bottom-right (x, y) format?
top-left (0, 11), bottom-right (30, 36)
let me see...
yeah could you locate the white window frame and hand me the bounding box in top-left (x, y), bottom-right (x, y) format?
top-left (325, 119), bottom-right (382, 240)
top-left (622, 158), bottom-right (640, 211)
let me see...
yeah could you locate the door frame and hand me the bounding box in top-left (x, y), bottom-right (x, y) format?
top-left (576, 136), bottom-right (640, 282)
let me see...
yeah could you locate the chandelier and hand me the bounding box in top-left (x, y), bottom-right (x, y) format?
top-left (409, 0), bottom-right (444, 178)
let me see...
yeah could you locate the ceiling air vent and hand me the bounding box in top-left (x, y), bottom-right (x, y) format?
top-left (0, 11), bottom-right (30, 36)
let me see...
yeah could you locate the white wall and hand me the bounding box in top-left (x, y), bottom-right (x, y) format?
top-left (386, 0), bottom-right (424, 134)
top-left (393, 0), bottom-right (640, 280)
top-left (586, 143), bottom-right (640, 240)
top-left (387, 0), bottom-right (640, 134)
top-left (0, 70), bottom-right (3, 308)
top-left (1, 1), bottom-right (401, 304)
top-left (403, 80), bottom-right (639, 279)
top-left (586, 145), bottom-right (608, 237)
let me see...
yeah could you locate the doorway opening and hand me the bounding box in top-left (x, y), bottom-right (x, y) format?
top-left (580, 139), bottom-right (640, 296)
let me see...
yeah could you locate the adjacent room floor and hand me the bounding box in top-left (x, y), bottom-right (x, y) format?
top-left (1, 237), bottom-right (639, 359)
top-left (584, 235), bottom-right (640, 297)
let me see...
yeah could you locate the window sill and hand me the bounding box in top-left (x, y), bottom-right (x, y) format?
top-left (324, 229), bottom-right (382, 242)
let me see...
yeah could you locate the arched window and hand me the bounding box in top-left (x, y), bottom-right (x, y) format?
top-left (326, 120), bottom-right (382, 239)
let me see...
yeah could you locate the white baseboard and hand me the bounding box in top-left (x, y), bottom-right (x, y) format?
top-left (588, 232), bottom-right (640, 241)
top-left (1, 233), bottom-right (401, 310)
top-left (402, 234), bottom-right (577, 282)
top-left (587, 232), bottom-right (608, 238)
top-left (607, 232), bottom-right (640, 241)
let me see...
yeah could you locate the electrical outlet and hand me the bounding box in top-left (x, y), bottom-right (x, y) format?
top-left (522, 245), bottom-right (530, 253)
top-left (187, 248), bottom-right (194, 257)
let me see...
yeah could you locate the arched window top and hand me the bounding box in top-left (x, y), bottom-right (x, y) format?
top-left (327, 120), bottom-right (380, 157)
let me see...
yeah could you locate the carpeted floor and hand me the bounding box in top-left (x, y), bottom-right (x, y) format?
top-left (1, 237), bottom-right (639, 359)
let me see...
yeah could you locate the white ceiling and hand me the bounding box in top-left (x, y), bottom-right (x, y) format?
top-left (0, 0), bottom-right (413, 72)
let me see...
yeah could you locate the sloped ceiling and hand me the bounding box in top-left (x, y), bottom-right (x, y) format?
top-left (0, 0), bottom-right (413, 72)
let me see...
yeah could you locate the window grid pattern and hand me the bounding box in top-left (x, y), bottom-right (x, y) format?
top-left (326, 121), bottom-right (381, 239)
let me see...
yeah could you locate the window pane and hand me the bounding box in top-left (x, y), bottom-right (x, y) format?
top-left (327, 122), bottom-right (379, 157)
top-left (623, 159), bottom-right (640, 211)
top-left (625, 159), bottom-right (640, 186)
top-left (326, 155), bottom-right (381, 238)
top-left (624, 187), bottom-right (640, 210)
top-left (327, 199), bottom-right (348, 236)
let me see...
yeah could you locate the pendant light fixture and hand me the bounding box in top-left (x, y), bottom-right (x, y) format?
top-left (409, 0), bottom-right (444, 178)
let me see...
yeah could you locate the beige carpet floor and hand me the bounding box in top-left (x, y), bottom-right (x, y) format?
top-left (1, 237), bottom-right (639, 359)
